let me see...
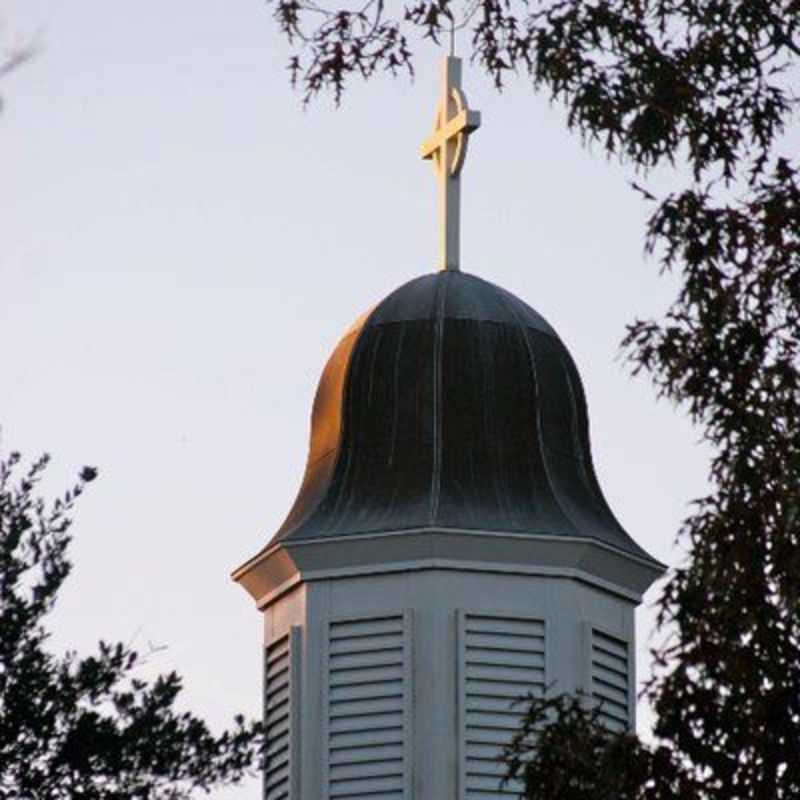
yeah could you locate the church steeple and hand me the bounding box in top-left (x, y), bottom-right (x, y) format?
top-left (234, 58), bottom-right (664, 800)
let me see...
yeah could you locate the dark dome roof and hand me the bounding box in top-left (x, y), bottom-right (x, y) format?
top-left (271, 271), bottom-right (654, 563)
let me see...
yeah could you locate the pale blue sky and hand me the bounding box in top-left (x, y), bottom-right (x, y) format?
top-left (0, 1), bottom-right (759, 795)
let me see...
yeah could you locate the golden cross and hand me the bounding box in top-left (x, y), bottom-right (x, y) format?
top-left (420, 56), bottom-right (481, 271)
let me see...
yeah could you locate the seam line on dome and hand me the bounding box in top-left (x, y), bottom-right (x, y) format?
top-left (316, 308), bottom-right (377, 532)
top-left (495, 289), bottom-right (581, 537)
top-left (304, 446), bottom-right (337, 471)
top-left (429, 272), bottom-right (448, 525)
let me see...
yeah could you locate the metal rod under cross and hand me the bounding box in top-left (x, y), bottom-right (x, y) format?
top-left (420, 56), bottom-right (481, 272)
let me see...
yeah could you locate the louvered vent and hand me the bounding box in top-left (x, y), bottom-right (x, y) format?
top-left (265, 631), bottom-right (295, 800)
top-left (590, 628), bottom-right (630, 732)
top-left (459, 613), bottom-right (546, 799)
top-left (326, 613), bottom-right (410, 799)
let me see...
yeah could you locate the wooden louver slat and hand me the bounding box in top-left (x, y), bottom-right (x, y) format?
top-left (327, 613), bottom-right (410, 799)
top-left (265, 632), bottom-right (293, 800)
top-left (460, 613), bottom-right (546, 800)
top-left (590, 628), bottom-right (630, 733)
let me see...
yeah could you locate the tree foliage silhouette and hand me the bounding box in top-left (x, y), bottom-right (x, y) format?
top-left (0, 449), bottom-right (264, 799)
top-left (268, 2), bottom-right (800, 797)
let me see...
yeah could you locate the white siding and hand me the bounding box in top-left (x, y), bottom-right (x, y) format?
top-left (458, 612), bottom-right (546, 799)
top-left (265, 630), bottom-right (296, 800)
top-left (589, 628), bottom-right (630, 732)
top-left (325, 612), bottom-right (412, 799)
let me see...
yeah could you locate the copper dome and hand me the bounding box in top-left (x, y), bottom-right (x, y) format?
top-left (269, 270), bottom-right (655, 564)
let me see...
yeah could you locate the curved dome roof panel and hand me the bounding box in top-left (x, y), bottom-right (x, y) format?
top-left (435, 315), bottom-right (564, 533)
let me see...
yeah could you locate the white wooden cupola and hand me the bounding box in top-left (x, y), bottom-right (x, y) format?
top-left (234, 56), bottom-right (663, 800)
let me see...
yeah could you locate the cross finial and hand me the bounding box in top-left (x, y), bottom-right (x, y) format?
top-left (420, 56), bottom-right (481, 271)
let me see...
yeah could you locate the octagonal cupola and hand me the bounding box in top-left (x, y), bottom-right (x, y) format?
top-left (233, 55), bottom-right (663, 800)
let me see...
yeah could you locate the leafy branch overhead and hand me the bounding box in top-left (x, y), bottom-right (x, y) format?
top-left (0, 451), bottom-right (264, 799)
top-left (270, 1), bottom-right (800, 798)
top-left (273, 0), bottom-right (797, 180)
